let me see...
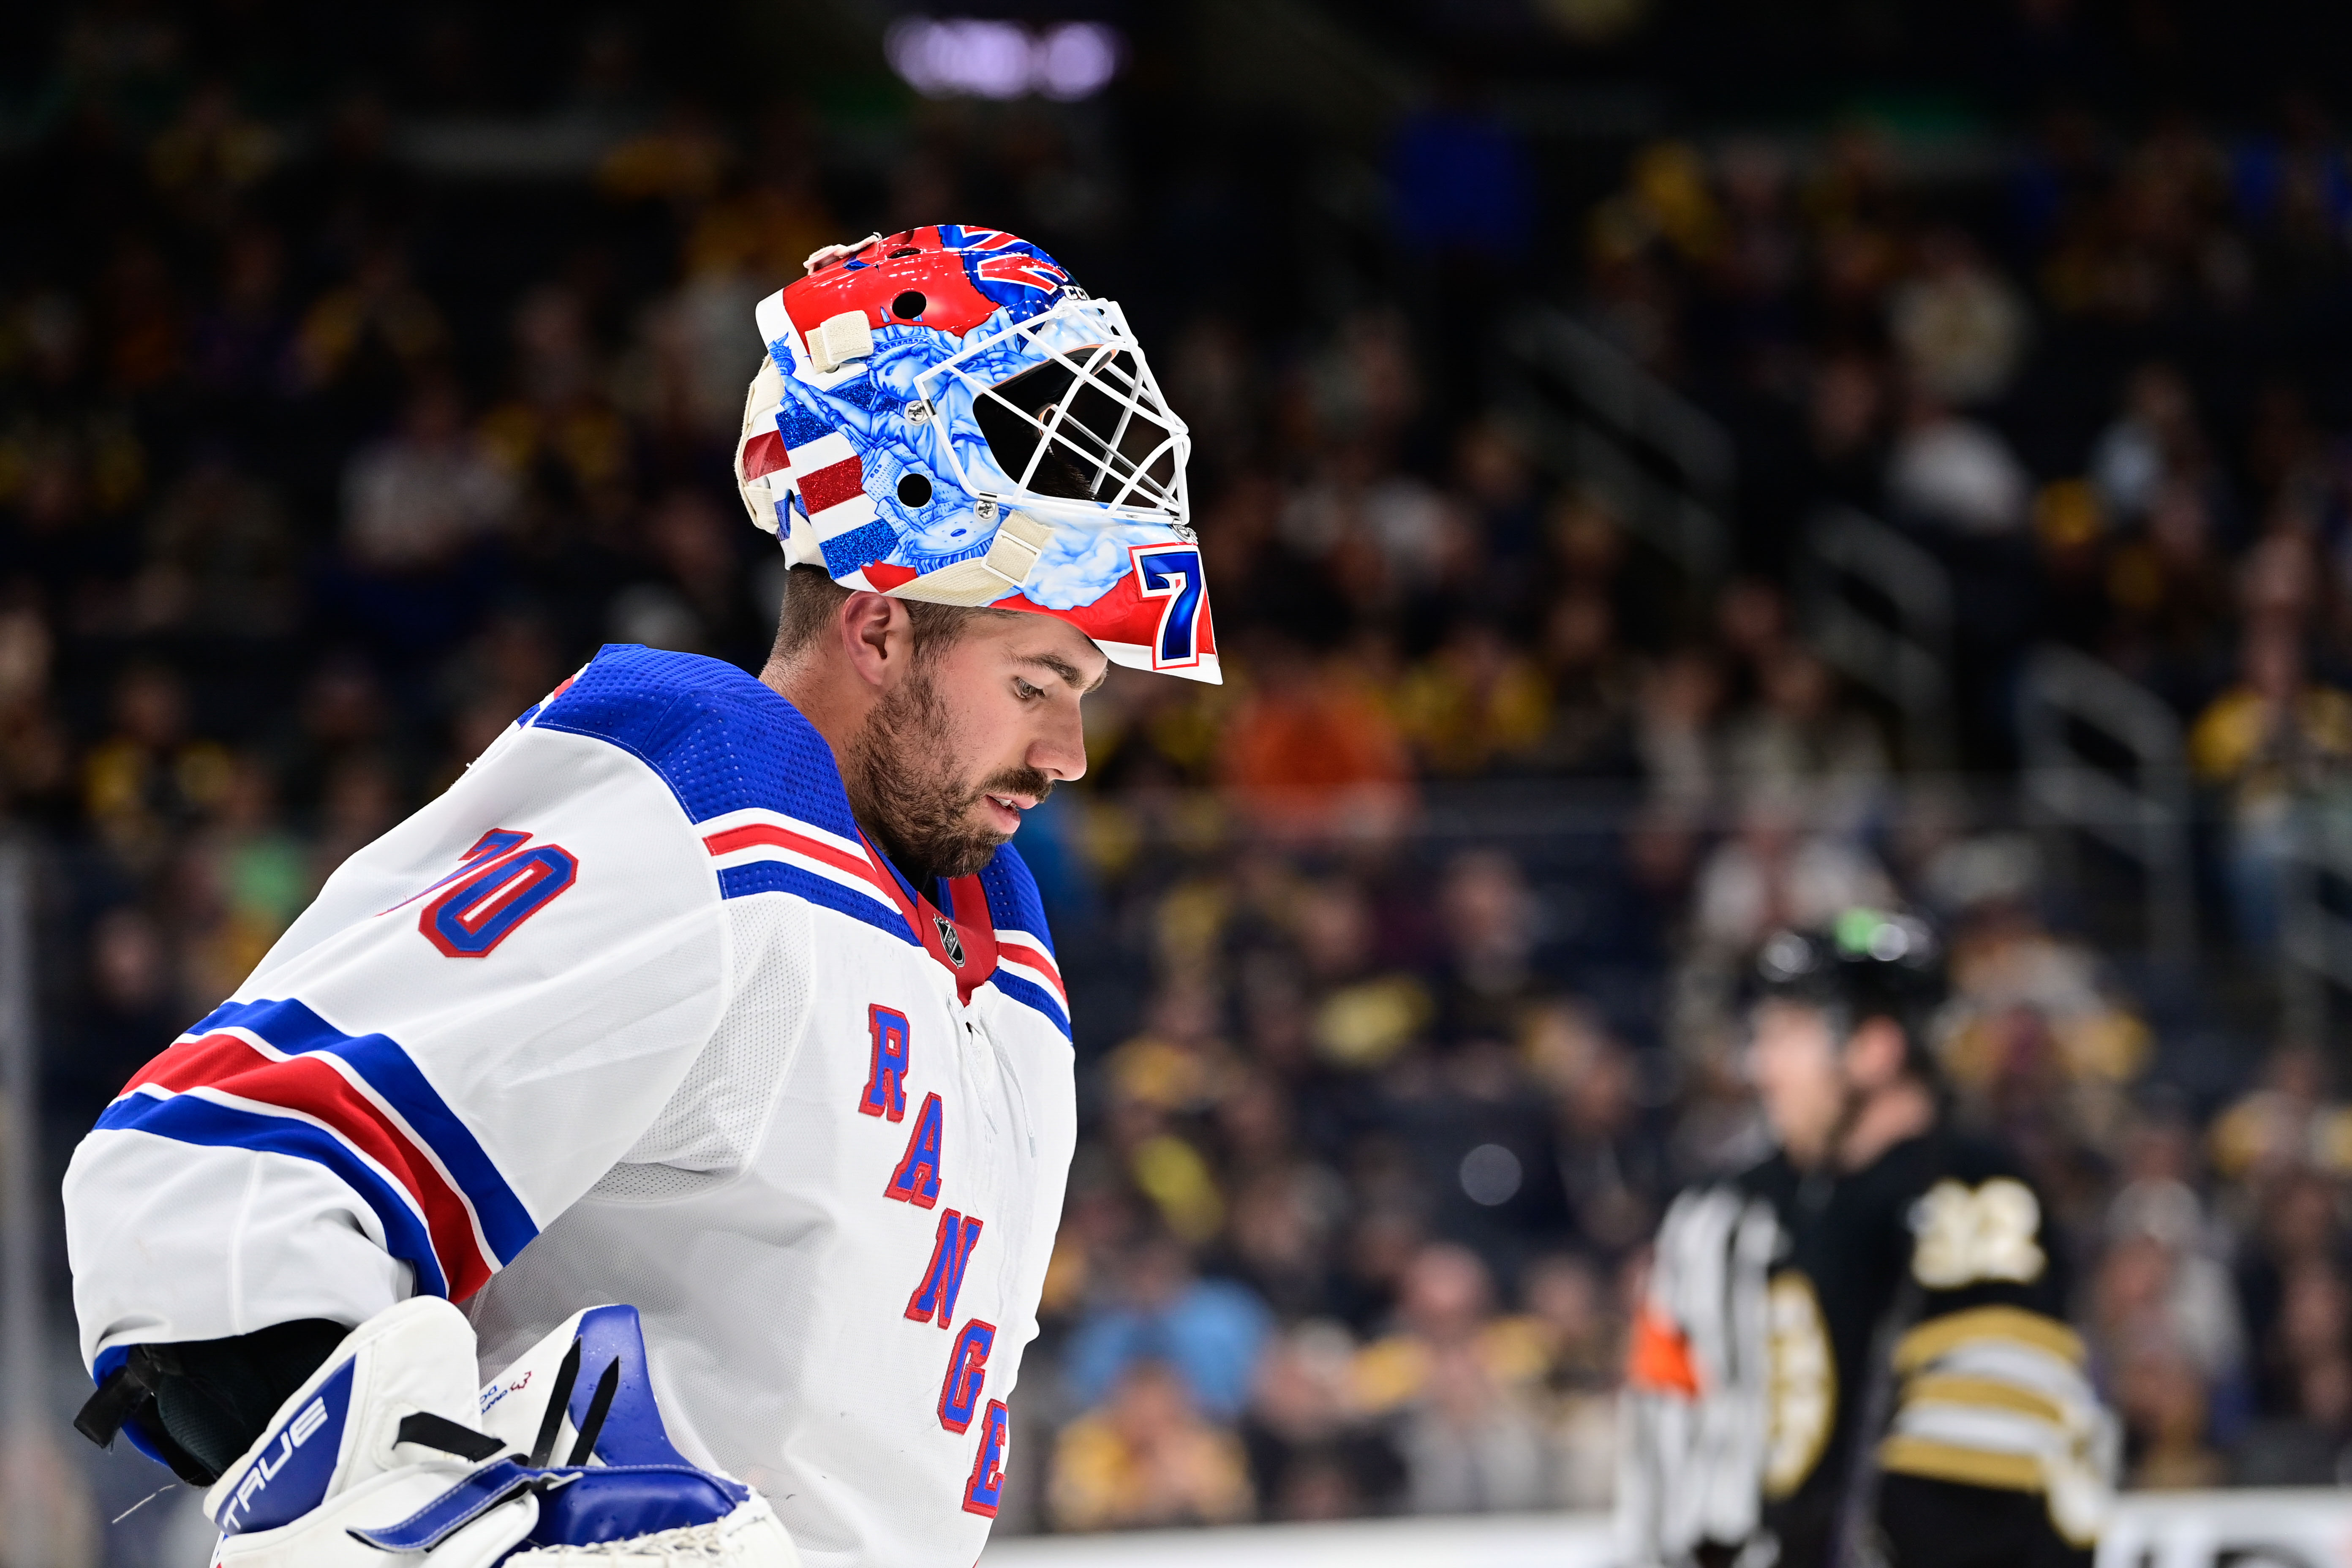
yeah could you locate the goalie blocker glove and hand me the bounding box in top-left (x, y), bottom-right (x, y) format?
top-left (111, 1296), bottom-right (798, 1566)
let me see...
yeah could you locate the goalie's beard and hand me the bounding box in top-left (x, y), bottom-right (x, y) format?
top-left (844, 656), bottom-right (1054, 887)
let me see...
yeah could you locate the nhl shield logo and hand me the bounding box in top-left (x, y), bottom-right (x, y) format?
top-left (934, 915), bottom-right (966, 967)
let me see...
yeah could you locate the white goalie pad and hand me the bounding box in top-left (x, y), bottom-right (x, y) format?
top-left (196, 1296), bottom-right (794, 1567)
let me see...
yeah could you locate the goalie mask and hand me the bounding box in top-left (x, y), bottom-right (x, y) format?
top-left (735, 224), bottom-right (1218, 682)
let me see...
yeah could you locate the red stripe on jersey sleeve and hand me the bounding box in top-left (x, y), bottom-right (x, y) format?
top-left (125, 1033), bottom-right (493, 1298)
top-left (702, 821), bottom-right (901, 903)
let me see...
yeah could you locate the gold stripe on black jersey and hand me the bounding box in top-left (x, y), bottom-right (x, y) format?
top-left (1891, 1306), bottom-right (2084, 1373)
top-left (1877, 1435), bottom-right (2045, 1493)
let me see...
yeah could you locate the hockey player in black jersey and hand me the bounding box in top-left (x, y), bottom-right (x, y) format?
top-left (1617, 909), bottom-right (2114, 1568)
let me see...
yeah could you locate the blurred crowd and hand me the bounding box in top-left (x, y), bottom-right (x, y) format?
top-left (18, 1), bottom-right (2352, 1551)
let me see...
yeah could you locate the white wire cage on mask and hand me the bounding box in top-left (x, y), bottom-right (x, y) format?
top-left (910, 293), bottom-right (1193, 534)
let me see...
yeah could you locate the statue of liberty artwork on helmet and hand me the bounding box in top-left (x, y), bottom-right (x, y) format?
top-left (734, 223), bottom-right (1217, 681)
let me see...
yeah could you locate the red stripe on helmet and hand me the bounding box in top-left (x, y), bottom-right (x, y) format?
top-left (740, 428), bottom-right (788, 481)
top-left (798, 455), bottom-right (866, 515)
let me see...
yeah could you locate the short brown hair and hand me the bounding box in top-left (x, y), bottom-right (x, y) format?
top-left (767, 564), bottom-right (980, 667)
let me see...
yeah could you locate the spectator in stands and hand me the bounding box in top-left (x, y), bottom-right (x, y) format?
top-left (1064, 1232), bottom-right (1274, 1425)
top-left (1633, 647), bottom-right (1724, 821)
top-left (1888, 227), bottom-right (2031, 408)
top-left (172, 751), bottom-right (305, 1008)
top-left (1425, 849), bottom-right (1549, 1043)
top-left (1395, 1337), bottom-right (1550, 1514)
top-left (2102, 478), bottom-right (2234, 705)
top-left (1241, 1321), bottom-right (1405, 1520)
top-left (2097, 1165), bottom-right (2249, 1423)
top-left (2115, 1340), bottom-right (2230, 1490)
top-left (1217, 633), bottom-right (1415, 841)
top-left (1222, 1160), bottom-right (1348, 1322)
top-left (80, 663), bottom-right (227, 871)
top-left (1689, 793), bottom-right (1896, 958)
top-left (1520, 1252), bottom-right (1622, 1508)
top-left (2190, 623), bottom-right (2352, 950)
top-left (1354, 1246), bottom-right (1544, 1411)
top-left (1340, 1244), bottom-right (1547, 1514)
top-left (292, 242), bottom-right (449, 398)
top-left (58, 906), bottom-right (176, 1126)
top-left (0, 602), bottom-right (70, 819)
top-left (2090, 363), bottom-right (2210, 526)
top-left (1525, 1004), bottom-right (1671, 1256)
top-left (1048, 1358), bottom-right (1257, 1530)
top-left (340, 378), bottom-right (516, 576)
top-left (1885, 384), bottom-right (2032, 536)
top-left (2210, 1048), bottom-right (2352, 1189)
top-left (1805, 352), bottom-right (1891, 513)
top-left (1395, 620), bottom-right (1550, 777)
top-left (2232, 1162), bottom-right (2351, 1418)
top-left (1937, 896), bottom-right (2150, 1160)
top-left (1718, 647), bottom-right (1889, 834)
top-left (128, 455), bottom-right (298, 641)
top-left (1530, 585), bottom-right (1637, 777)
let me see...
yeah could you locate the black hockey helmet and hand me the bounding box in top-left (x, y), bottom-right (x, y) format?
top-left (1752, 907), bottom-right (1945, 1069)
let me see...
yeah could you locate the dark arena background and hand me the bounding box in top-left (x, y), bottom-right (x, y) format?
top-left (12, 1), bottom-right (2352, 1562)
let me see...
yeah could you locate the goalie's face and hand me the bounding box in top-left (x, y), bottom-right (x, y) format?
top-left (1747, 998), bottom-right (1847, 1168)
top-left (843, 604), bottom-right (1105, 880)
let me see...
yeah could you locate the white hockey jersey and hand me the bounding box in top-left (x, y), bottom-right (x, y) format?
top-left (63, 644), bottom-right (1079, 1567)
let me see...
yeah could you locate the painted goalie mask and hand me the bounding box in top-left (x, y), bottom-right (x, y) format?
top-left (734, 224), bottom-right (1217, 682)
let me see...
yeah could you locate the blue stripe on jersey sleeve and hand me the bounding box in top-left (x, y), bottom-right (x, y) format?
top-left (988, 970), bottom-right (1071, 1039)
top-left (531, 646), bottom-right (860, 838)
top-left (188, 997), bottom-right (539, 1264)
top-left (94, 1093), bottom-right (450, 1299)
top-left (716, 862), bottom-right (920, 944)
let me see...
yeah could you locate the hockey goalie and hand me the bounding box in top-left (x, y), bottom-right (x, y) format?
top-left (1619, 910), bottom-right (2118, 1568)
top-left (60, 224), bottom-right (1213, 1565)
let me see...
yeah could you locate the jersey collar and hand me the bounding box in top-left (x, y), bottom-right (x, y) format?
top-left (858, 832), bottom-right (999, 1003)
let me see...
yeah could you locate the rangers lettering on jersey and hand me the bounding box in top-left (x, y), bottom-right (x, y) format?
top-left (886, 1093), bottom-right (949, 1208)
top-left (860, 1006), bottom-right (912, 1121)
top-left (938, 1320), bottom-right (997, 1433)
top-left (906, 1212), bottom-right (985, 1327)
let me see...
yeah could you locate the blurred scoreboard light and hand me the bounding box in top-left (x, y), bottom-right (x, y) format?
top-left (885, 16), bottom-right (1127, 101)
